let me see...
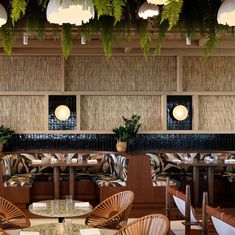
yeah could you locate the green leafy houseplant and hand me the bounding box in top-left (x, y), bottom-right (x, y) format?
top-left (112, 114), bottom-right (141, 152)
top-left (0, 125), bottom-right (14, 151)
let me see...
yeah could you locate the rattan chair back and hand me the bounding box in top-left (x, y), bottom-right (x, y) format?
top-left (0, 196), bottom-right (30, 231)
top-left (85, 190), bottom-right (134, 229)
top-left (114, 213), bottom-right (169, 235)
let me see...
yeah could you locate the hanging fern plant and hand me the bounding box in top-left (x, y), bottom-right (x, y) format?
top-left (155, 20), bottom-right (168, 55)
top-left (101, 17), bottom-right (114, 59)
top-left (0, 26), bottom-right (18, 56)
top-left (136, 20), bottom-right (152, 57)
top-left (61, 24), bottom-right (72, 60)
top-left (10, 0), bottom-right (27, 25)
top-left (93, 0), bottom-right (126, 25)
top-left (161, 0), bottom-right (183, 30)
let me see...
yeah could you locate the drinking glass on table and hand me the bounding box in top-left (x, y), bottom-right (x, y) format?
top-left (65, 195), bottom-right (73, 211)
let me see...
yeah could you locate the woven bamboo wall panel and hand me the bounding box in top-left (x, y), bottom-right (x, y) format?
top-left (199, 96), bottom-right (235, 130)
top-left (182, 57), bottom-right (235, 91)
top-left (80, 96), bottom-right (162, 130)
top-left (0, 56), bottom-right (61, 91)
top-left (0, 96), bottom-right (44, 130)
top-left (65, 56), bottom-right (177, 91)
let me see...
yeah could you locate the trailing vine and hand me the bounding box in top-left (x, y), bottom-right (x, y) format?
top-left (155, 20), bottom-right (168, 55)
top-left (136, 20), bottom-right (152, 57)
top-left (101, 17), bottom-right (114, 58)
top-left (61, 24), bottom-right (72, 60)
top-left (0, 25), bottom-right (18, 56)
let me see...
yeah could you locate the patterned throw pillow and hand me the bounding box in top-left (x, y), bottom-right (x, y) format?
top-left (159, 153), bottom-right (183, 172)
top-left (16, 153), bottom-right (38, 174)
top-left (146, 153), bottom-right (163, 181)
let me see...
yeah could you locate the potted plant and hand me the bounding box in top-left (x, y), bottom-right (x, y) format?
top-left (112, 114), bottom-right (141, 152)
top-left (0, 125), bottom-right (14, 152)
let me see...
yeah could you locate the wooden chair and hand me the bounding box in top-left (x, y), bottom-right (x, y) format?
top-left (85, 190), bottom-right (134, 229)
top-left (202, 199), bottom-right (235, 235)
top-left (0, 196), bottom-right (30, 233)
top-left (166, 178), bottom-right (203, 235)
top-left (114, 213), bottom-right (169, 235)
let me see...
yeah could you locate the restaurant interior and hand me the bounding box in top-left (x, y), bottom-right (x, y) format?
top-left (0, 0), bottom-right (235, 234)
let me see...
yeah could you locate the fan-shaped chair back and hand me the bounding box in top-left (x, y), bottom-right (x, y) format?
top-left (85, 190), bottom-right (134, 229)
top-left (114, 214), bottom-right (169, 235)
top-left (205, 205), bottom-right (235, 235)
top-left (0, 196), bottom-right (30, 233)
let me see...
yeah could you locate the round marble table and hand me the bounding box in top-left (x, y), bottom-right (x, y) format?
top-left (29, 200), bottom-right (93, 223)
top-left (23, 223), bottom-right (92, 235)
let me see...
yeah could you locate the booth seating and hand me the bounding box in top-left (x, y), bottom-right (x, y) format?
top-left (0, 152), bottom-right (128, 188)
top-left (146, 152), bottom-right (232, 186)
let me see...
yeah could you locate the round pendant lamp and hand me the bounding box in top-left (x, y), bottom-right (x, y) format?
top-left (217, 0), bottom-right (235, 26)
top-left (46, 0), bottom-right (95, 26)
top-left (138, 1), bottom-right (159, 19)
top-left (172, 105), bottom-right (188, 121)
top-left (147, 0), bottom-right (169, 5)
top-left (55, 105), bottom-right (71, 121)
top-left (0, 4), bottom-right (7, 27)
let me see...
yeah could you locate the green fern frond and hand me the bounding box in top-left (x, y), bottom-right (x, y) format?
top-left (136, 21), bottom-right (152, 57)
top-left (92, 0), bottom-right (113, 18)
top-left (113, 0), bottom-right (126, 25)
top-left (140, 31), bottom-right (151, 57)
top-left (0, 26), bottom-right (18, 56)
top-left (155, 20), bottom-right (168, 55)
top-left (61, 24), bottom-right (72, 60)
top-left (11, 0), bottom-right (27, 25)
top-left (204, 34), bottom-right (219, 58)
top-left (102, 20), bottom-right (113, 59)
top-left (161, 0), bottom-right (183, 30)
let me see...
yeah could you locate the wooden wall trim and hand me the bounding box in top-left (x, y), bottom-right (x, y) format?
top-left (177, 56), bottom-right (182, 92)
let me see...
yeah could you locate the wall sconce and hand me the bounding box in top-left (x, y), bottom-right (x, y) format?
top-left (172, 105), bottom-right (188, 121)
top-left (54, 105), bottom-right (70, 121)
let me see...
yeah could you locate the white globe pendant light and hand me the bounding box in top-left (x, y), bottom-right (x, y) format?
top-left (46, 0), bottom-right (95, 26)
top-left (138, 1), bottom-right (160, 19)
top-left (172, 105), bottom-right (188, 121)
top-left (147, 0), bottom-right (169, 5)
top-left (55, 105), bottom-right (71, 121)
top-left (0, 4), bottom-right (7, 27)
top-left (217, 0), bottom-right (235, 26)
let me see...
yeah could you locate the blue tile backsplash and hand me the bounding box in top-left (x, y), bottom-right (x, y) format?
top-left (4, 133), bottom-right (235, 152)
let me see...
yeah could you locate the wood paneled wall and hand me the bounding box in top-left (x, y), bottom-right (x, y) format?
top-left (0, 55), bottom-right (234, 133)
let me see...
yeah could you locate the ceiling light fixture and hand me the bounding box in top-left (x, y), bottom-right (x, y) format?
top-left (217, 0), bottom-right (235, 26)
top-left (0, 4), bottom-right (7, 27)
top-left (55, 105), bottom-right (71, 121)
top-left (147, 0), bottom-right (169, 5)
top-left (138, 1), bottom-right (159, 19)
top-left (46, 0), bottom-right (95, 26)
top-left (172, 105), bottom-right (188, 121)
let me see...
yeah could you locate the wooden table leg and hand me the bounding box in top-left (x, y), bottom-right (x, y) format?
top-left (193, 166), bottom-right (199, 206)
top-left (53, 166), bottom-right (60, 199)
top-left (69, 166), bottom-right (75, 198)
top-left (208, 166), bottom-right (214, 205)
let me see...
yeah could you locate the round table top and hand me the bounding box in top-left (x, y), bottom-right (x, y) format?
top-left (23, 223), bottom-right (93, 235)
top-left (28, 199), bottom-right (93, 218)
